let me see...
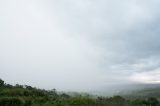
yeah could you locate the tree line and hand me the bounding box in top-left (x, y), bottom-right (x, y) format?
top-left (0, 78), bottom-right (159, 106)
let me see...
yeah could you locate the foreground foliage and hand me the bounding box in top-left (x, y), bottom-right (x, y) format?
top-left (0, 78), bottom-right (159, 106)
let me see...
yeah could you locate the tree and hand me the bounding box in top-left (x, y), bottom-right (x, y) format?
top-left (15, 84), bottom-right (23, 88)
top-left (0, 78), bottom-right (4, 87)
top-left (148, 97), bottom-right (159, 106)
top-left (24, 98), bottom-right (32, 106)
top-left (111, 96), bottom-right (125, 106)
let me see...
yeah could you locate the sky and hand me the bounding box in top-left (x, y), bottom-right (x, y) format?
top-left (0, 0), bottom-right (160, 93)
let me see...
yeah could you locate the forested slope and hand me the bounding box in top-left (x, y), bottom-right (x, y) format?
top-left (0, 78), bottom-right (159, 106)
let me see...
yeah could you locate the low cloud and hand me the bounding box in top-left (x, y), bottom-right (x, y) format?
top-left (0, 0), bottom-right (160, 92)
top-left (129, 69), bottom-right (160, 84)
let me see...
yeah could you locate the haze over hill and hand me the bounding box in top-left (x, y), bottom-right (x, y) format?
top-left (0, 78), bottom-right (159, 106)
top-left (0, 0), bottom-right (160, 94)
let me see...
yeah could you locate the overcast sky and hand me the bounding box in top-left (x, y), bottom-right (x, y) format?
top-left (0, 0), bottom-right (160, 93)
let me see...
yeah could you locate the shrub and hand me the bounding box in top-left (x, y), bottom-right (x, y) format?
top-left (0, 97), bottom-right (23, 106)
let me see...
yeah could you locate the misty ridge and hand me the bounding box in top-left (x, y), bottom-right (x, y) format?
top-left (0, 78), bottom-right (160, 106)
top-left (0, 0), bottom-right (160, 106)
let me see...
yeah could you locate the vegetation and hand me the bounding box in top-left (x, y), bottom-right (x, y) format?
top-left (123, 87), bottom-right (160, 100)
top-left (0, 78), bottom-right (159, 106)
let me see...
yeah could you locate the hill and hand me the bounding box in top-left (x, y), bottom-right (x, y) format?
top-left (0, 78), bottom-right (160, 106)
top-left (121, 86), bottom-right (160, 100)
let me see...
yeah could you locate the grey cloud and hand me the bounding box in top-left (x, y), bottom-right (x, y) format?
top-left (0, 0), bottom-right (160, 93)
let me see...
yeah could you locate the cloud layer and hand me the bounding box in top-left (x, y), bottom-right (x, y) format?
top-left (0, 0), bottom-right (160, 92)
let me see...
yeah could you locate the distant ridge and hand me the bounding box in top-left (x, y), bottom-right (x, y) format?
top-left (120, 85), bottom-right (160, 100)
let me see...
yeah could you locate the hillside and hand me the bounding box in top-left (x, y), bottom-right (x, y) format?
top-left (0, 78), bottom-right (160, 106)
top-left (122, 87), bottom-right (160, 100)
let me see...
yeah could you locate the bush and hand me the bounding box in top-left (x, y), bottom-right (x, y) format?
top-left (0, 97), bottom-right (23, 106)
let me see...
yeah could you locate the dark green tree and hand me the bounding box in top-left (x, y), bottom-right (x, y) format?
top-left (148, 97), bottom-right (159, 106)
top-left (0, 78), bottom-right (4, 87)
